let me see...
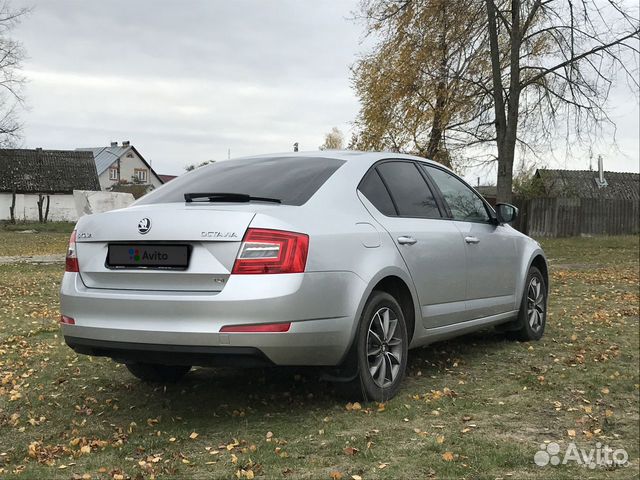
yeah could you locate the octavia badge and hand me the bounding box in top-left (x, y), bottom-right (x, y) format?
top-left (138, 218), bottom-right (151, 234)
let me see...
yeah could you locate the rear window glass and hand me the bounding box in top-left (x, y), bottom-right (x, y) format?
top-left (137, 156), bottom-right (345, 206)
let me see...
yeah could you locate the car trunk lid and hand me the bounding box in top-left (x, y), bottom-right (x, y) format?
top-left (75, 204), bottom-right (254, 292)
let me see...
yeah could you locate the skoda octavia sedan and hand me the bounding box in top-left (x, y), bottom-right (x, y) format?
top-left (60, 152), bottom-right (548, 401)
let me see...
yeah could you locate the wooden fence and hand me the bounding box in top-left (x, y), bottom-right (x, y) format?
top-left (515, 197), bottom-right (639, 237)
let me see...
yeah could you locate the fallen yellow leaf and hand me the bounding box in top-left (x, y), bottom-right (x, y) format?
top-left (442, 451), bottom-right (454, 461)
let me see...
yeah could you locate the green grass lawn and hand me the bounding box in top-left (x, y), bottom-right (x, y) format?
top-left (0, 233), bottom-right (637, 479)
top-left (0, 222), bottom-right (74, 257)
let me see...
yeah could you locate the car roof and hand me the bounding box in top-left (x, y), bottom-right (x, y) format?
top-left (231, 150), bottom-right (446, 168)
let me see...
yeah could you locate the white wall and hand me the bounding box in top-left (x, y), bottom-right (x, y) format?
top-left (0, 193), bottom-right (78, 221)
top-left (73, 190), bottom-right (134, 216)
top-left (98, 169), bottom-right (113, 190)
top-left (99, 148), bottom-right (163, 190)
top-left (0, 191), bottom-right (136, 222)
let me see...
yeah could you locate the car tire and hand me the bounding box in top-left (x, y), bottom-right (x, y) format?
top-left (125, 363), bottom-right (191, 383)
top-left (346, 290), bottom-right (408, 402)
top-left (507, 266), bottom-right (547, 341)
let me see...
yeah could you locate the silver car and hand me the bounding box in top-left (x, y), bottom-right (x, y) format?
top-left (60, 152), bottom-right (548, 401)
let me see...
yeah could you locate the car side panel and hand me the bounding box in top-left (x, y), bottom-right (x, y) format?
top-left (363, 211), bottom-right (469, 327)
top-left (452, 221), bottom-right (519, 318)
top-left (246, 199), bottom-right (420, 352)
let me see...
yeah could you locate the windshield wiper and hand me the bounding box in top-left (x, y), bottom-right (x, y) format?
top-left (184, 192), bottom-right (282, 204)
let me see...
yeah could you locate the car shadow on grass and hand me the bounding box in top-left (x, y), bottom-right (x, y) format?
top-left (112, 328), bottom-right (513, 416)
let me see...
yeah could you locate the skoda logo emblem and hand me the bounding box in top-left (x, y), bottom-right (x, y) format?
top-left (137, 218), bottom-right (151, 235)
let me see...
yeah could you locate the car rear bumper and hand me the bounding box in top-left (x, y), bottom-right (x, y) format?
top-left (60, 271), bottom-right (365, 366)
top-left (64, 336), bottom-right (275, 367)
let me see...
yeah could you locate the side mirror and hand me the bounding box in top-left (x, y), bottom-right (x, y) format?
top-left (496, 203), bottom-right (518, 224)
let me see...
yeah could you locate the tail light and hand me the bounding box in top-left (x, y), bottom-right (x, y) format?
top-left (232, 228), bottom-right (308, 274)
top-left (65, 230), bottom-right (79, 272)
top-left (220, 322), bottom-right (291, 333)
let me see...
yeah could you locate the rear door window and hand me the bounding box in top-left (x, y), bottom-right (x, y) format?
top-left (137, 156), bottom-right (345, 206)
top-left (358, 169), bottom-right (397, 216)
top-left (377, 161), bottom-right (441, 218)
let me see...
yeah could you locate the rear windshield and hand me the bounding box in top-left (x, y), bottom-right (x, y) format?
top-left (137, 156), bottom-right (345, 206)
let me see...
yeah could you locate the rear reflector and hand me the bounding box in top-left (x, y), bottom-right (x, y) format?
top-left (220, 322), bottom-right (291, 333)
top-left (232, 228), bottom-right (308, 274)
top-left (60, 315), bottom-right (75, 325)
top-left (65, 230), bottom-right (79, 272)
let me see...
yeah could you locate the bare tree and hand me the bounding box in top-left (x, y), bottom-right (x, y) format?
top-left (485, 0), bottom-right (640, 202)
top-left (184, 160), bottom-right (214, 171)
top-left (0, 1), bottom-right (28, 147)
top-left (319, 127), bottom-right (345, 150)
top-left (352, 1), bottom-right (639, 198)
top-left (37, 193), bottom-right (49, 223)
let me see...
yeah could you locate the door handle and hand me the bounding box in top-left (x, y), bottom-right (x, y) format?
top-left (397, 236), bottom-right (417, 245)
top-left (465, 236), bottom-right (480, 244)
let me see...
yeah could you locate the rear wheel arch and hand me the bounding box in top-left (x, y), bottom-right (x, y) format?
top-left (336, 271), bottom-right (419, 369)
top-left (336, 279), bottom-right (414, 399)
top-left (370, 276), bottom-right (416, 343)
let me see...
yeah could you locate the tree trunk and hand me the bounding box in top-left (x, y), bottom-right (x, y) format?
top-left (486, 0), bottom-right (507, 198)
top-left (44, 195), bottom-right (50, 223)
top-left (487, 0), bottom-right (522, 204)
top-left (37, 194), bottom-right (44, 223)
top-left (426, 81), bottom-right (448, 166)
top-left (426, 2), bottom-right (450, 168)
top-left (496, 152), bottom-right (515, 202)
top-left (498, 0), bottom-right (522, 204)
top-left (9, 189), bottom-right (16, 224)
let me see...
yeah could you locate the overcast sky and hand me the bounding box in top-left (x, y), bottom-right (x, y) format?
top-left (12, 0), bottom-right (640, 181)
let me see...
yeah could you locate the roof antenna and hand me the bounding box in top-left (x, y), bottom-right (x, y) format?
top-left (228, 148), bottom-right (231, 160)
top-left (293, 142), bottom-right (299, 152)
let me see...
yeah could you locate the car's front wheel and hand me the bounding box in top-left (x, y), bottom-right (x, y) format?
top-left (507, 266), bottom-right (547, 341)
top-left (125, 363), bottom-right (191, 383)
top-left (347, 291), bottom-right (408, 402)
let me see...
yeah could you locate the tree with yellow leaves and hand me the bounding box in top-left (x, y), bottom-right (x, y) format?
top-left (352, 0), bottom-right (492, 169)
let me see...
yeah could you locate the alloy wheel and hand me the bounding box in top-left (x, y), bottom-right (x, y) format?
top-left (527, 277), bottom-right (545, 332)
top-left (366, 307), bottom-right (404, 388)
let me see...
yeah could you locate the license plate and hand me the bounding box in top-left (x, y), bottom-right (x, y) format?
top-left (107, 244), bottom-right (189, 269)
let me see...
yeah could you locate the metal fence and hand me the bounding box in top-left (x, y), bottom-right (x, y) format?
top-left (516, 197), bottom-right (639, 237)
